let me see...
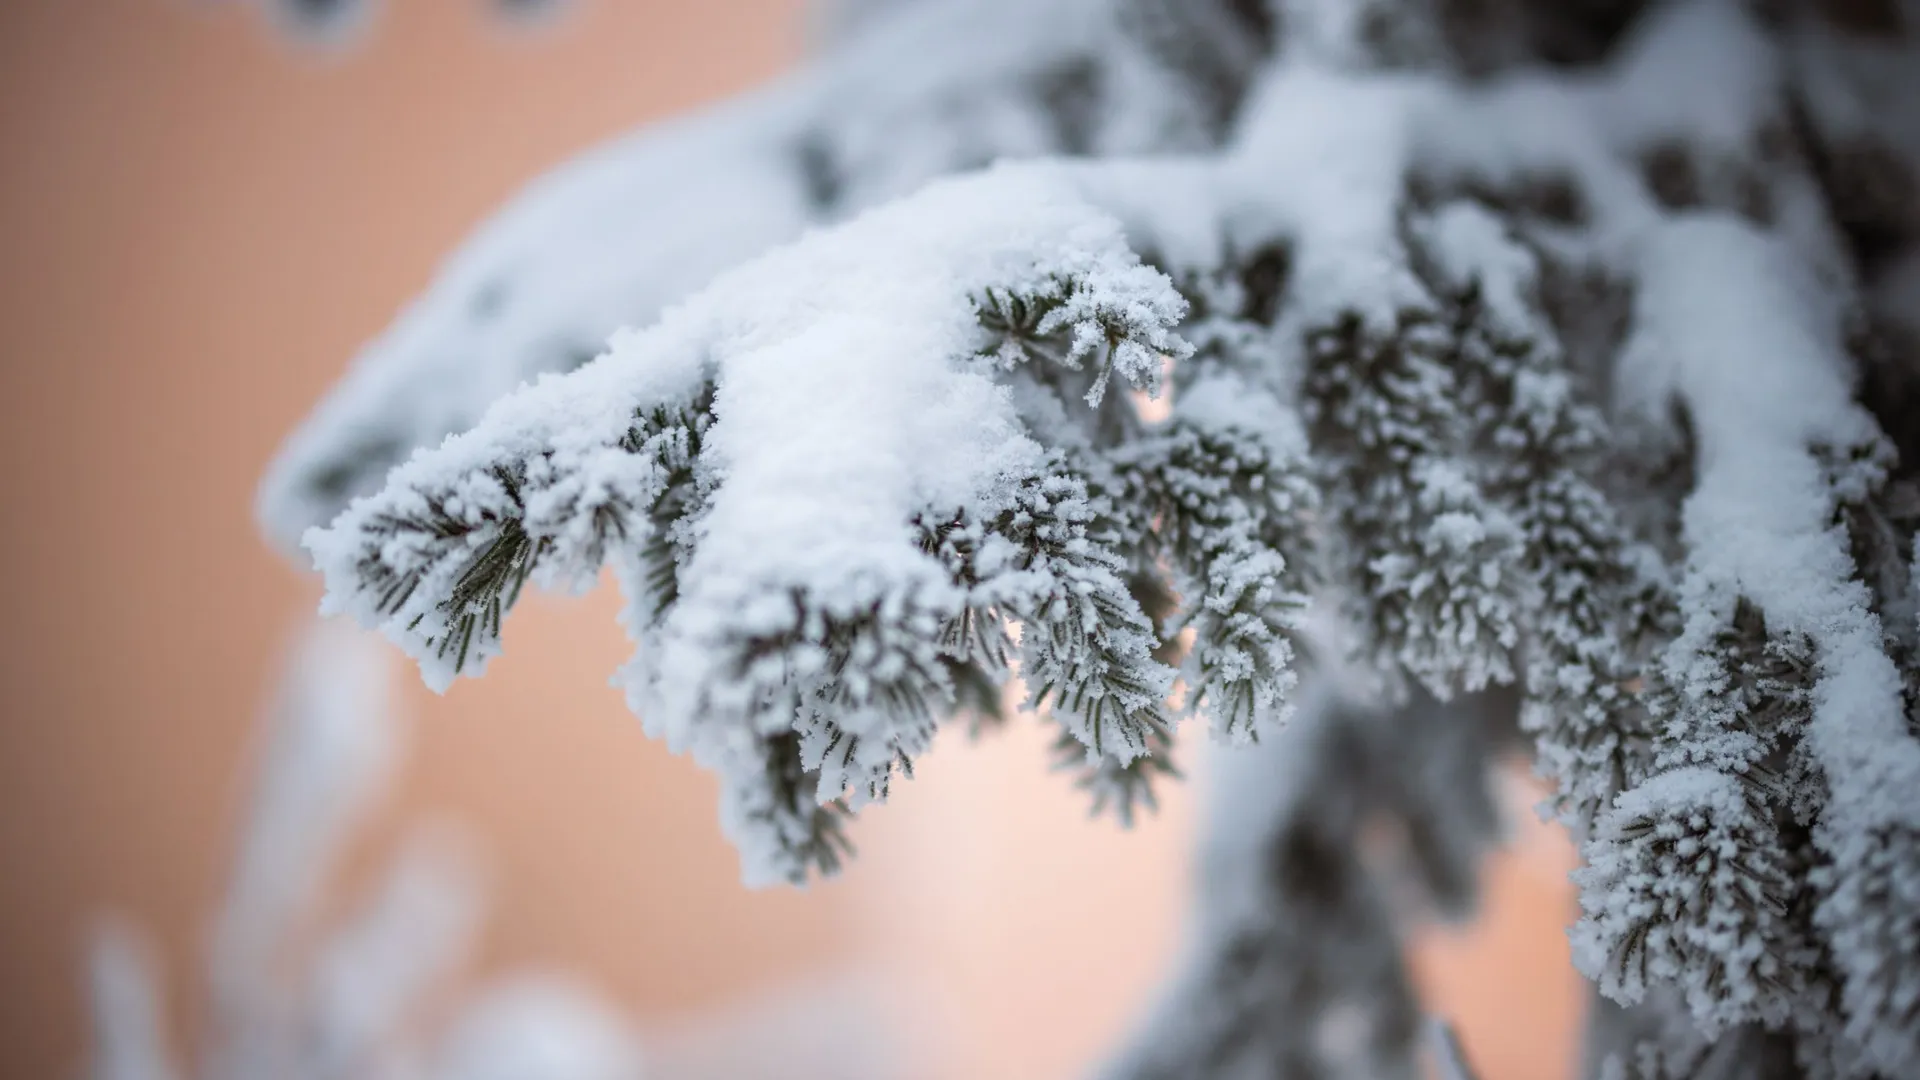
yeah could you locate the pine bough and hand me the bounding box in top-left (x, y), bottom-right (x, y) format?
top-left (262, 1), bottom-right (1920, 1076)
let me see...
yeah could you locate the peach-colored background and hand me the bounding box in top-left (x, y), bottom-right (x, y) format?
top-left (0, 3), bottom-right (1583, 1077)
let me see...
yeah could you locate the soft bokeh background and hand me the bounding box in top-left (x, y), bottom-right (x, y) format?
top-left (0, 3), bottom-right (1585, 1077)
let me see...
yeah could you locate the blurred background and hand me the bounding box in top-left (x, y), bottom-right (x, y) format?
top-left (0, 2), bottom-right (1586, 1077)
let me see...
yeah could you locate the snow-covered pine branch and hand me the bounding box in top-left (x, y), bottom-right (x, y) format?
top-left (1574, 216), bottom-right (1920, 1074)
top-left (266, 0), bottom-right (1920, 1075)
top-left (305, 164), bottom-right (1206, 884)
top-left (258, 0), bottom-right (1269, 550)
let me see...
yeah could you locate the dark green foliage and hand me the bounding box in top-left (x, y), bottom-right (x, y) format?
top-left (735, 729), bottom-right (858, 886)
top-left (626, 385), bottom-right (717, 623)
top-left (1410, 204), bottom-right (1662, 823)
top-left (1302, 300), bottom-right (1525, 699)
top-left (916, 448), bottom-right (1181, 819)
top-left (1117, 420), bottom-right (1317, 740)
top-left (1052, 720), bottom-right (1181, 826)
top-left (353, 463), bottom-right (542, 677)
top-left (336, 382), bottom-right (717, 681)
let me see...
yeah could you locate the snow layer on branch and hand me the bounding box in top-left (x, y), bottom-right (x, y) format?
top-left (1416, 1), bottom-right (1784, 248)
top-left (1626, 218), bottom-right (1909, 795)
top-left (308, 162), bottom-right (1189, 883)
top-left (311, 162), bottom-right (1178, 680)
top-left (302, 59), bottom-right (1497, 881)
top-left (627, 167), bottom-right (1184, 766)
top-left (1587, 1), bottom-right (1779, 163)
top-left (1228, 65), bottom-right (1428, 328)
top-left (259, 0), bottom-right (1230, 552)
top-left (257, 84), bottom-right (816, 549)
top-left (1620, 215), bottom-right (1920, 1071)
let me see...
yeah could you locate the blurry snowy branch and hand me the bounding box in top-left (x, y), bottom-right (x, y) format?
top-left (1429, 1019), bottom-right (1483, 1080)
top-left (87, 623), bottom-right (895, 1080)
top-left (257, 0), bottom-right (1920, 1076)
top-left (87, 622), bottom-right (646, 1080)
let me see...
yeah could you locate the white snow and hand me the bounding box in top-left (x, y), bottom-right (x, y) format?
top-left (87, 923), bottom-right (180, 1080)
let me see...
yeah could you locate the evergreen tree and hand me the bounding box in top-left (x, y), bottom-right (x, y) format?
top-left (262, 0), bottom-right (1920, 1075)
